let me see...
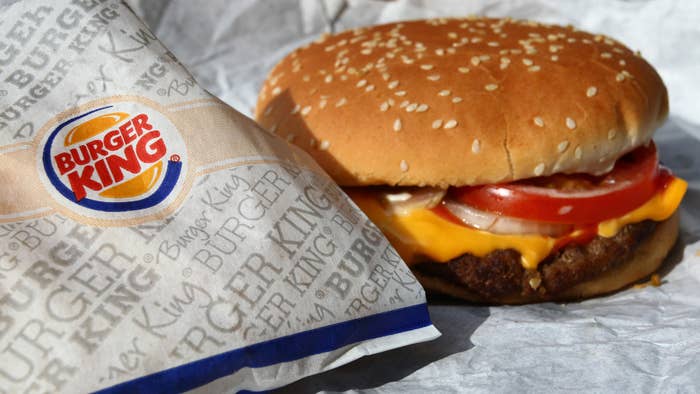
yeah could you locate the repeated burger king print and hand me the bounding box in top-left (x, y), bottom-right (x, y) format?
top-left (0, 1), bottom-right (438, 392)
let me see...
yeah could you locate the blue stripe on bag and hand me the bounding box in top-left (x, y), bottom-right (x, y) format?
top-left (97, 303), bottom-right (432, 393)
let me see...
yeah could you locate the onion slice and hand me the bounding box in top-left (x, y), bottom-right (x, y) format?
top-left (381, 187), bottom-right (447, 215)
top-left (443, 198), bottom-right (574, 237)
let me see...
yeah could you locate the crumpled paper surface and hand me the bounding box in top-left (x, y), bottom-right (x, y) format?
top-left (128, 0), bottom-right (700, 392)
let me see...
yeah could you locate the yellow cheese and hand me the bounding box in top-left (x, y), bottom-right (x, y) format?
top-left (348, 177), bottom-right (686, 269)
top-left (597, 178), bottom-right (687, 237)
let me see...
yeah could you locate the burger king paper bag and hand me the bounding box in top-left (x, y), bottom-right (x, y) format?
top-left (0, 1), bottom-right (438, 392)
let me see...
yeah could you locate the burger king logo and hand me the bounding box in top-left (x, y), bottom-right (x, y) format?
top-left (39, 101), bottom-right (187, 220)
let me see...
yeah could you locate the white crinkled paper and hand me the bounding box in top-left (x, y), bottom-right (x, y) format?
top-left (127, 0), bottom-right (700, 392)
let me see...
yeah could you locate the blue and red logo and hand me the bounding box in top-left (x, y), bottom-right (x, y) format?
top-left (40, 102), bottom-right (187, 219)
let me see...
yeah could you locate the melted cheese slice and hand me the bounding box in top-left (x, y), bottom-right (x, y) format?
top-left (348, 177), bottom-right (687, 270)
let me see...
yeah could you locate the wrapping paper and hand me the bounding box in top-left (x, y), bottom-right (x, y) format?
top-left (0, 1), bottom-right (439, 392)
top-left (125, 0), bottom-right (700, 392)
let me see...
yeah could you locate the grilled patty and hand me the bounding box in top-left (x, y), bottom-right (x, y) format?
top-left (414, 220), bottom-right (657, 301)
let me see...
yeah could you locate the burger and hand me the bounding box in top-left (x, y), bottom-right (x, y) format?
top-left (254, 17), bottom-right (686, 304)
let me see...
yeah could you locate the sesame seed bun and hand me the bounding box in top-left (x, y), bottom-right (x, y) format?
top-left (255, 17), bottom-right (668, 187)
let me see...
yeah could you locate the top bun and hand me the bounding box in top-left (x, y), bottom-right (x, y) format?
top-left (255, 17), bottom-right (668, 187)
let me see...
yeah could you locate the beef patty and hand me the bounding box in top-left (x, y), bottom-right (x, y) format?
top-left (414, 220), bottom-right (657, 301)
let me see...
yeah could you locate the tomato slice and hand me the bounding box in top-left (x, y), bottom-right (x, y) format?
top-left (450, 142), bottom-right (671, 224)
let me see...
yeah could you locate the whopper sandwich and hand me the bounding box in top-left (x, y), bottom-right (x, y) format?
top-left (255, 17), bottom-right (687, 304)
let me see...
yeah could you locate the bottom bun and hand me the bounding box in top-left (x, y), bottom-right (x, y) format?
top-left (415, 212), bottom-right (680, 305)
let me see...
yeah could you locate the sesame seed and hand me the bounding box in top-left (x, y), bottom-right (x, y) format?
top-left (356, 79), bottom-right (367, 88)
top-left (558, 205), bottom-right (573, 215)
top-left (608, 129), bottom-right (617, 140)
top-left (458, 67), bottom-right (470, 73)
top-left (500, 57), bottom-right (511, 64)
top-left (452, 97), bottom-right (463, 103)
top-left (301, 106), bottom-right (311, 116)
top-left (416, 104), bottom-right (429, 112)
top-left (263, 106), bottom-right (273, 117)
top-left (534, 163), bottom-right (545, 176)
top-left (522, 58), bottom-right (534, 66)
top-left (619, 59), bottom-right (627, 66)
top-left (500, 63), bottom-right (509, 70)
top-left (399, 100), bottom-right (409, 108)
top-left (406, 103), bottom-right (418, 112)
top-left (601, 52), bottom-right (612, 59)
top-left (382, 73), bottom-right (391, 81)
top-left (388, 80), bottom-right (399, 89)
top-left (427, 74), bottom-right (441, 81)
top-left (360, 48), bottom-right (371, 55)
top-left (272, 86), bottom-right (281, 95)
top-left (566, 117), bottom-right (577, 130)
top-left (444, 119), bottom-right (458, 129)
top-left (471, 56), bottom-right (481, 66)
top-left (365, 85), bottom-right (375, 92)
top-left (335, 97), bottom-right (347, 107)
top-left (302, 75), bottom-right (310, 82)
top-left (551, 55), bottom-right (559, 61)
top-left (432, 119), bottom-right (443, 129)
top-left (393, 118), bottom-right (402, 132)
top-left (557, 140), bottom-right (570, 153)
top-left (388, 98), bottom-right (395, 105)
top-left (400, 160), bottom-right (409, 172)
top-left (319, 140), bottom-right (331, 150)
top-left (479, 55), bottom-right (491, 61)
top-left (586, 86), bottom-right (598, 97)
top-left (420, 64), bottom-right (434, 70)
top-left (324, 75), bottom-right (333, 83)
top-left (319, 99), bottom-right (328, 109)
top-left (528, 277), bottom-right (542, 290)
top-left (395, 90), bottom-right (407, 96)
top-left (528, 65), bottom-right (541, 72)
top-left (291, 104), bottom-right (300, 114)
top-left (435, 48), bottom-right (445, 56)
top-left (472, 139), bottom-right (481, 154)
top-left (380, 102), bottom-right (389, 112)
top-left (616, 72), bottom-right (626, 82)
top-left (438, 90), bottom-right (451, 96)
top-left (534, 116), bottom-right (544, 127)
top-left (488, 41), bottom-right (500, 47)
top-left (575, 146), bottom-right (583, 159)
top-left (485, 84), bottom-right (498, 91)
